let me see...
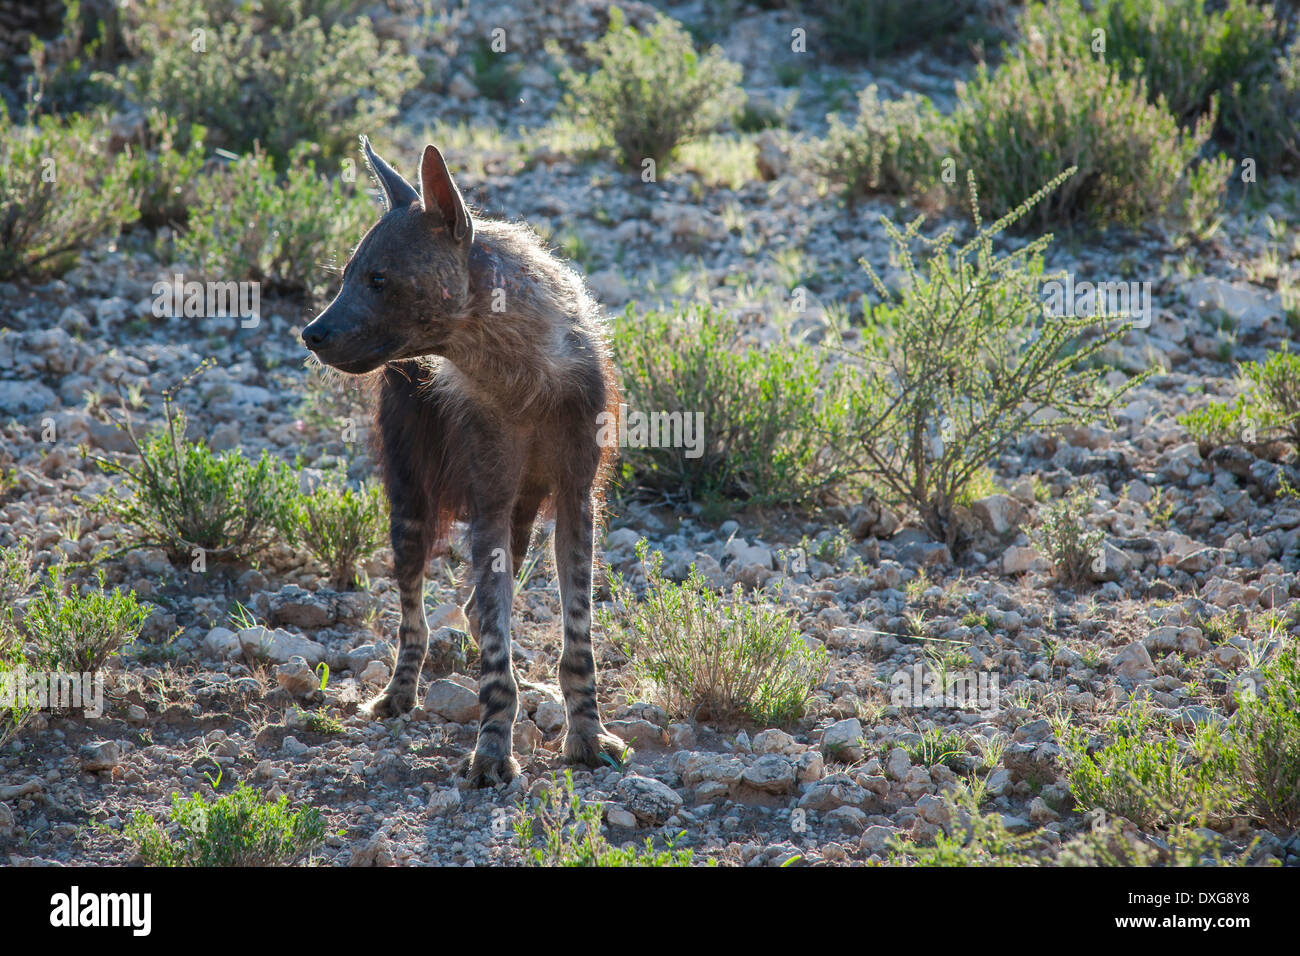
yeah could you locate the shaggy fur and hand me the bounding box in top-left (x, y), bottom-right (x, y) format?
top-left (301, 138), bottom-right (626, 786)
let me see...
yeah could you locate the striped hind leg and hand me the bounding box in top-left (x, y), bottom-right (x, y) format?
top-left (555, 487), bottom-right (627, 767)
top-left (461, 489), bottom-right (544, 644)
top-left (460, 510), bottom-right (521, 786)
top-left (365, 509), bottom-right (428, 718)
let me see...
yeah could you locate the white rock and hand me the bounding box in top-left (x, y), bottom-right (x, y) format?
top-left (821, 718), bottom-right (864, 762)
top-left (971, 494), bottom-right (1023, 535)
top-left (358, 659), bottom-right (389, 687)
top-left (202, 627), bottom-right (241, 659)
top-left (423, 679), bottom-right (479, 723)
top-left (238, 626), bottom-right (326, 666)
top-left (275, 656), bottom-right (320, 698)
top-left (1111, 640), bottom-right (1155, 680)
top-left (426, 787), bottom-right (461, 816)
top-left (533, 699), bottom-right (566, 733)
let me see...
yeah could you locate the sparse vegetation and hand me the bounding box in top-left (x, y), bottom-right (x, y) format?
top-left (289, 471), bottom-right (388, 590)
top-left (829, 172), bottom-right (1145, 546)
top-left (92, 388), bottom-right (299, 563)
top-left (1233, 645), bottom-right (1300, 832)
top-left (514, 771), bottom-right (695, 867)
top-left (125, 782), bottom-right (326, 866)
top-left (0, 105), bottom-right (140, 279)
top-left (558, 7), bottom-right (745, 168)
top-left (603, 542), bottom-right (827, 725)
top-left (1061, 706), bottom-right (1240, 830)
top-left (1030, 481), bottom-right (1104, 586)
top-left (176, 145), bottom-right (375, 296)
top-left (23, 568), bottom-right (149, 673)
top-left (612, 302), bottom-right (851, 505)
top-left (111, 0), bottom-right (418, 168)
top-left (1179, 347), bottom-right (1300, 457)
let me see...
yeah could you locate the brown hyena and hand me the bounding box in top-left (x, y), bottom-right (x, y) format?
top-left (301, 138), bottom-right (627, 786)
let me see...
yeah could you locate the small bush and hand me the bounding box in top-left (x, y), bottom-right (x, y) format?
top-left (906, 727), bottom-right (970, 771)
top-left (125, 782), bottom-right (325, 866)
top-left (1022, 0), bottom-right (1297, 169)
top-left (24, 568), bottom-right (148, 673)
top-left (1178, 347), bottom-right (1300, 456)
top-left (290, 472), bottom-right (388, 590)
top-left (1030, 481), bottom-right (1104, 586)
top-left (558, 7), bottom-right (745, 168)
top-left (175, 146), bottom-right (374, 296)
top-left (830, 172), bottom-right (1144, 546)
top-left (1062, 706), bottom-right (1240, 830)
top-left (1234, 645), bottom-right (1300, 832)
top-left (112, 0), bottom-right (418, 168)
top-left (811, 0), bottom-right (977, 60)
top-left (602, 542), bottom-right (827, 725)
top-left (125, 109), bottom-right (209, 229)
top-left (92, 390), bottom-right (299, 562)
top-left (0, 546), bottom-right (37, 747)
top-left (821, 85), bottom-right (942, 200)
top-left (612, 302), bottom-right (850, 505)
top-left (514, 770), bottom-right (694, 867)
top-left (949, 36), bottom-right (1229, 231)
top-left (0, 106), bottom-right (140, 279)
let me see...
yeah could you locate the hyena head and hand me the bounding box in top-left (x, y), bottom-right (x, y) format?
top-left (302, 137), bottom-right (475, 374)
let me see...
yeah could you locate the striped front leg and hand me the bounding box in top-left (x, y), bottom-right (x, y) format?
top-left (460, 512), bottom-right (521, 786)
top-left (366, 510), bottom-right (428, 718)
top-left (556, 489), bottom-right (628, 768)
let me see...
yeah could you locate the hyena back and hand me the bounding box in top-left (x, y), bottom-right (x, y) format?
top-left (301, 138), bottom-right (626, 786)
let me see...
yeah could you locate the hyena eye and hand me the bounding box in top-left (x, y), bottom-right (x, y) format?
top-left (369, 272), bottom-right (385, 291)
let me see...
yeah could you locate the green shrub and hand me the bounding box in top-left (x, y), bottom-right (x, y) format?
top-left (0, 547), bottom-right (37, 747)
top-left (112, 0), bottom-right (418, 168)
top-left (1062, 706), bottom-right (1240, 830)
top-left (514, 770), bottom-right (694, 867)
top-left (822, 85), bottom-right (942, 200)
top-left (1234, 645), bottom-right (1300, 832)
top-left (126, 110), bottom-right (210, 229)
top-left (1021, 0), bottom-right (1296, 168)
top-left (1178, 347), bottom-right (1300, 456)
top-left (612, 302), bottom-right (850, 505)
top-left (905, 727), bottom-right (970, 771)
top-left (175, 146), bottom-right (374, 296)
top-left (602, 542), bottom-right (827, 725)
top-left (290, 472), bottom-right (388, 590)
top-left (471, 37), bottom-right (521, 102)
top-left (0, 106), bottom-right (140, 279)
top-left (1221, 35), bottom-right (1300, 172)
top-left (92, 390), bottom-right (298, 562)
top-left (24, 568), bottom-right (149, 673)
top-left (811, 0), bottom-right (977, 60)
top-left (949, 36), bottom-right (1229, 231)
top-left (125, 782), bottom-right (325, 866)
top-left (830, 172), bottom-right (1144, 546)
top-left (1030, 480), bottom-right (1105, 586)
top-left (557, 7), bottom-right (745, 168)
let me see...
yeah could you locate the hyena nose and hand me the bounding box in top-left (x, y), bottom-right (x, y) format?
top-left (302, 324), bottom-right (333, 350)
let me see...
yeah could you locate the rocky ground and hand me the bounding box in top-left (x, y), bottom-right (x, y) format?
top-left (2, 0), bottom-right (1300, 866)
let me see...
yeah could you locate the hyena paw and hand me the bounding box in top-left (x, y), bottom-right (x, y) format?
top-left (460, 742), bottom-right (521, 788)
top-left (562, 725), bottom-right (631, 769)
top-left (363, 683), bottom-right (415, 719)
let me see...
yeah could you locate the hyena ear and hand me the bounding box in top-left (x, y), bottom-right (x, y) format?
top-left (361, 135), bottom-right (418, 211)
top-left (419, 144), bottom-right (473, 244)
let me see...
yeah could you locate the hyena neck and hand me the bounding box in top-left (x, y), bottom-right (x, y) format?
top-left (439, 223), bottom-right (579, 415)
